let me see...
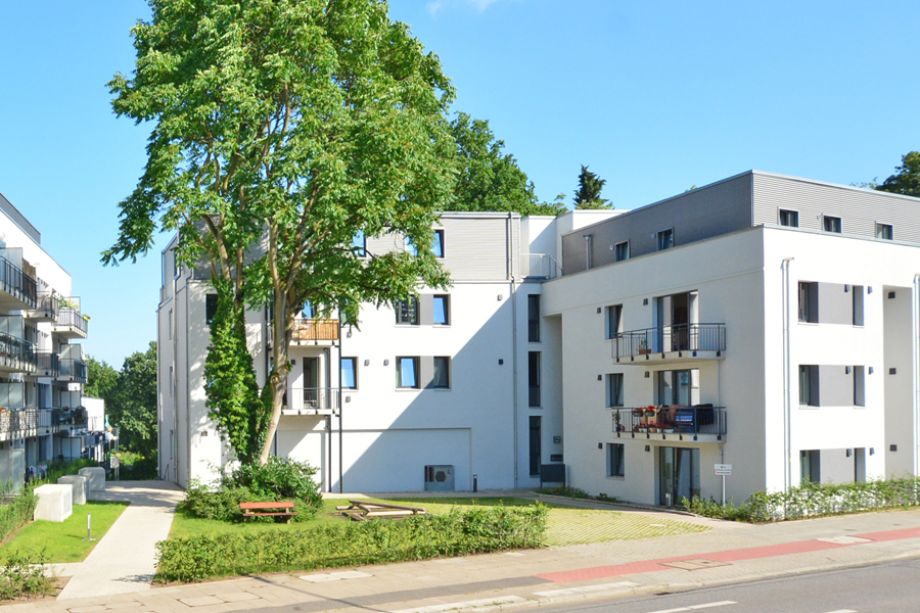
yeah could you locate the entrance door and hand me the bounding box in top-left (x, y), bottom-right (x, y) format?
top-left (658, 447), bottom-right (700, 506)
top-left (529, 416), bottom-right (542, 477)
top-left (303, 357), bottom-right (319, 407)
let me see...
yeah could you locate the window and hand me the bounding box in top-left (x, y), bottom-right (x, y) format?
top-left (431, 356), bottom-right (450, 388)
top-left (606, 373), bottom-right (624, 407)
top-left (527, 295), bottom-right (540, 342)
top-left (168, 309), bottom-right (173, 339)
top-left (607, 443), bottom-right (625, 477)
top-left (823, 215), bottom-right (842, 233)
top-left (800, 449), bottom-right (820, 483)
top-left (799, 365), bottom-right (819, 406)
top-left (433, 295), bottom-right (450, 325)
top-left (205, 294), bottom-right (218, 325)
top-left (605, 304), bottom-right (622, 340)
top-left (798, 282), bottom-right (818, 323)
top-left (528, 352), bottom-right (541, 407)
top-left (779, 209), bottom-right (799, 228)
top-left (395, 297), bottom-right (419, 325)
top-left (404, 236), bottom-right (418, 256)
top-left (853, 365), bottom-right (865, 407)
top-left (352, 231), bottom-right (366, 257)
top-left (583, 234), bottom-right (594, 269)
top-left (876, 223), bottom-right (893, 240)
top-left (614, 241), bottom-right (629, 262)
top-left (341, 357), bottom-right (358, 389)
top-left (529, 416), bottom-right (541, 476)
top-left (396, 356), bottom-right (420, 388)
top-left (657, 228), bottom-right (674, 250)
top-left (301, 300), bottom-right (315, 319)
top-left (432, 229), bottom-right (445, 258)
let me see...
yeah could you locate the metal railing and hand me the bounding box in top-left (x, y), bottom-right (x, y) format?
top-left (0, 256), bottom-right (37, 308)
top-left (52, 406), bottom-right (87, 427)
top-left (59, 358), bottom-right (88, 383)
top-left (0, 332), bottom-right (37, 371)
top-left (282, 387), bottom-right (341, 412)
top-left (54, 308), bottom-right (88, 335)
top-left (34, 291), bottom-right (59, 318)
top-left (36, 352), bottom-right (60, 376)
top-left (612, 323), bottom-right (726, 359)
top-left (0, 408), bottom-right (44, 436)
top-left (291, 319), bottom-right (339, 342)
top-left (612, 405), bottom-right (727, 438)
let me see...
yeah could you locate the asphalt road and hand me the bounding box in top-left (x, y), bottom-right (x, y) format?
top-left (541, 556), bottom-right (920, 613)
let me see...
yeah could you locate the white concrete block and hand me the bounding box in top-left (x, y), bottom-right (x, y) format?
top-left (77, 467), bottom-right (106, 493)
top-left (33, 484), bottom-right (73, 522)
top-left (57, 475), bottom-right (87, 505)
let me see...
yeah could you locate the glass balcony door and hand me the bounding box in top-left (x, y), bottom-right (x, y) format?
top-left (658, 446), bottom-right (700, 506)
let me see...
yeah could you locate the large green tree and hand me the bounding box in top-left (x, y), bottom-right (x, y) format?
top-left (104, 0), bottom-right (455, 464)
top-left (573, 164), bottom-right (612, 209)
top-left (450, 112), bottom-right (564, 216)
top-left (84, 356), bottom-right (118, 400)
top-left (876, 151), bottom-right (920, 197)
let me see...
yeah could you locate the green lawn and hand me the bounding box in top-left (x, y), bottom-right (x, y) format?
top-left (169, 496), bottom-right (707, 546)
top-left (1, 502), bottom-right (129, 563)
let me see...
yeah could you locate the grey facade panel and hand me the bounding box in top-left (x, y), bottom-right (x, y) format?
top-left (753, 173), bottom-right (920, 242)
top-left (818, 364), bottom-right (856, 407)
top-left (816, 282), bottom-right (854, 326)
top-left (562, 173), bottom-right (753, 275)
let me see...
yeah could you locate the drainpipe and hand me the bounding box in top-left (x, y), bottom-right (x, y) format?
top-left (781, 257), bottom-right (795, 493)
top-left (507, 213), bottom-right (520, 487)
top-left (337, 308), bottom-right (344, 493)
top-left (912, 275), bottom-right (920, 477)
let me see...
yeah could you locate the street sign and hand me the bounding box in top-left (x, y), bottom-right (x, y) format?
top-left (714, 463), bottom-right (732, 476)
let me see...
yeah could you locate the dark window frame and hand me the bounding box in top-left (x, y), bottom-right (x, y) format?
top-left (395, 296), bottom-right (420, 325)
top-left (779, 209), bottom-right (799, 228)
top-left (433, 294), bottom-right (450, 326)
top-left (341, 357), bottom-right (358, 390)
top-left (527, 294), bottom-right (541, 342)
top-left (396, 356), bottom-right (420, 389)
top-left (614, 240), bottom-right (629, 262)
top-left (657, 228), bottom-right (674, 250)
top-left (431, 356), bottom-right (451, 389)
top-left (607, 443), bottom-right (625, 477)
top-left (823, 215), bottom-right (842, 233)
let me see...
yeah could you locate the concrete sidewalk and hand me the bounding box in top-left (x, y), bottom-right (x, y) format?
top-left (5, 503), bottom-right (920, 612)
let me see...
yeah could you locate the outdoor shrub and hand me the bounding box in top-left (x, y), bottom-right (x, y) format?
top-left (0, 489), bottom-right (37, 544)
top-left (0, 549), bottom-right (53, 600)
top-left (224, 457), bottom-right (322, 518)
top-left (157, 504), bottom-right (548, 582)
top-left (536, 486), bottom-right (591, 499)
top-left (112, 451), bottom-right (158, 480)
top-left (177, 484), bottom-right (258, 522)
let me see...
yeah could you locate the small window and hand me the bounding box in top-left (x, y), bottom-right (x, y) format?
top-left (798, 282), bottom-right (818, 323)
top-left (433, 295), bottom-right (450, 325)
top-left (301, 300), bottom-right (315, 319)
top-left (341, 357), bottom-right (358, 389)
top-left (606, 443), bottom-right (624, 477)
top-left (404, 236), bottom-right (418, 256)
top-left (395, 297), bottom-right (419, 325)
top-left (614, 241), bottom-right (629, 262)
top-left (605, 305), bottom-right (622, 340)
top-left (528, 351), bottom-right (541, 407)
top-left (657, 228), bottom-right (674, 250)
top-left (583, 234), bottom-right (594, 269)
top-left (431, 356), bottom-right (451, 389)
top-left (352, 231), bottom-right (367, 257)
top-left (606, 373), bottom-right (624, 407)
top-left (396, 356), bottom-right (420, 388)
top-left (823, 216), bottom-right (842, 233)
top-left (876, 223), bottom-right (893, 240)
top-left (527, 295), bottom-right (540, 342)
top-left (205, 294), bottom-right (218, 325)
top-left (799, 365), bottom-right (819, 406)
top-left (433, 229), bottom-right (445, 258)
top-left (853, 365), bottom-right (865, 407)
top-left (779, 209), bottom-right (799, 227)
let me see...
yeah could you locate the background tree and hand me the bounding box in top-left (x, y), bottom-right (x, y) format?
top-left (109, 342), bottom-right (158, 459)
top-left (450, 113), bottom-right (565, 216)
top-left (876, 151), bottom-right (920, 197)
top-left (84, 356), bottom-right (117, 400)
top-left (573, 164), bottom-right (613, 209)
top-left (105, 0), bottom-right (456, 465)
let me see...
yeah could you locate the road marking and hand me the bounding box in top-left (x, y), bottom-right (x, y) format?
top-left (821, 610), bottom-right (857, 613)
top-left (533, 580), bottom-right (639, 598)
top-left (390, 595), bottom-right (527, 613)
top-left (817, 536), bottom-right (871, 545)
top-left (299, 570), bottom-right (372, 582)
top-left (647, 600), bottom-right (737, 613)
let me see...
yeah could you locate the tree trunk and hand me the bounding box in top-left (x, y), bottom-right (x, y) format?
top-left (258, 290), bottom-right (293, 465)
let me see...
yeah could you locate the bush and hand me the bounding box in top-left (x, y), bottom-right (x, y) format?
top-left (157, 504), bottom-right (547, 582)
top-left (112, 451), bottom-right (158, 480)
top-left (0, 549), bottom-right (53, 601)
top-left (177, 484), bottom-right (258, 522)
top-left (0, 490), bottom-right (37, 544)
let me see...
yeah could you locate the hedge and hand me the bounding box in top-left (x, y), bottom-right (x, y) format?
top-left (0, 490), bottom-right (37, 544)
top-left (684, 476), bottom-right (920, 522)
top-left (157, 504), bottom-right (547, 582)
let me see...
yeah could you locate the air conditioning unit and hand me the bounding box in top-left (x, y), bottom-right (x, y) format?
top-left (424, 464), bottom-right (455, 492)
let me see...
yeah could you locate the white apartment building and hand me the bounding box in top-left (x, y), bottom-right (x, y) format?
top-left (157, 211), bottom-right (616, 491)
top-left (0, 194), bottom-right (90, 489)
top-left (159, 171), bottom-right (920, 506)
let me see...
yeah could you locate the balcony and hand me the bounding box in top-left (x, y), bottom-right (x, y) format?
top-left (0, 408), bottom-right (54, 442)
top-left (0, 333), bottom-right (37, 374)
top-left (612, 323), bottom-right (726, 365)
top-left (0, 255), bottom-right (37, 310)
top-left (51, 304), bottom-right (88, 339)
top-left (31, 352), bottom-right (60, 378)
top-left (28, 290), bottom-right (59, 322)
top-left (58, 357), bottom-right (88, 384)
top-left (291, 319), bottom-right (339, 344)
top-left (281, 387), bottom-right (340, 416)
top-left (612, 404), bottom-right (726, 443)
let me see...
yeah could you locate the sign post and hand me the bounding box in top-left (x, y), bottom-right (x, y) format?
top-left (714, 464), bottom-right (732, 505)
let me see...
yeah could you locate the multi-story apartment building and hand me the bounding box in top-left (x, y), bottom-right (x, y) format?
top-left (544, 171), bottom-right (920, 505)
top-left (159, 171), bottom-right (920, 506)
top-left (157, 211), bottom-right (616, 491)
top-left (0, 194), bottom-right (90, 489)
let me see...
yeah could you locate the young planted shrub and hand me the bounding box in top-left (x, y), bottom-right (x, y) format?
top-left (0, 489), bottom-right (37, 544)
top-left (0, 550), bottom-right (53, 600)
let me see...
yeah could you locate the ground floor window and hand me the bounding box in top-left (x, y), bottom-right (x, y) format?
top-left (606, 443), bottom-right (624, 477)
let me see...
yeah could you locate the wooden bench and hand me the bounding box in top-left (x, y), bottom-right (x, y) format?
top-left (239, 501), bottom-right (296, 522)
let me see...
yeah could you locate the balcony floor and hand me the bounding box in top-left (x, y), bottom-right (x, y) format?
top-left (615, 429), bottom-right (724, 443)
top-left (615, 349), bottom-right (724, 366)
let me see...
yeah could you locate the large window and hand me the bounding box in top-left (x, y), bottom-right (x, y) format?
top-left (433, 229), bottom-right (445, 258)
top-left (798, 282), bottom-right (818, 323)
top-left (352, 231), bottom-right (366, 257)
top-left (433, 295), bottom-right (450, 325)
top-left (528, 352), bottom-right (541, 407)
top-left (606, 373), bottom-right (624, 407)
top-left (823, 215), bottom-right (842, 233)
top-left (395, 297), bottom-right (419, 325)
top-left (301, 300), bottom-right (315, 319)
top-left (800, 450), bottom-right (820, 483)
top-left (605, 304), bottom-right (622, 339)
top-left (529, 416), bottom-right (541, 476)
top-left (527, 295), bottom-right (541, 342)
top-left (876, 223), bottom-right (893, 240)
top-left (341, 357), bottom-right (358, 390)
top-left (614, 241), bottom-right (629, 262)
top-left (432, 356), bottom-right (451, 389)
top-left (396, 356), bottom-right (420, 389)
top-left (779, 209), bottom-right (799, 227)
top-left (606, 443), bottom-right (625, 477)
top-left (799, 365), bottom-right (819, 406)
top-left (657, 228), bottom-right (674, 250)
top-left (205, 294), bottom-right (218, 325)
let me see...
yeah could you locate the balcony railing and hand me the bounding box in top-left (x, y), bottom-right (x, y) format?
top-left (612, 404), bottom-right (726, 440)
top-left (32, 291), bottom-right (59, 319)
top-left (0, 333), bottom-right (37, 372)
top-left (281, 387), bottom-right (340, 414)
top-left (0, 408), bottom-right (52, 437)
top-left (612, 323), bottom-right (726, 361)
top-left (59, 358), bottom-right (88, 384)
top-left (0, 256), bottom-right (37, 309)
top-left (291, 319), bottom-right (339, 343)
top-left (521, 253), bottom-right (561, 279)
top-left (54, 308), bottom-right (88, 336)
top-left (35, 352), bottom-right (60, 377)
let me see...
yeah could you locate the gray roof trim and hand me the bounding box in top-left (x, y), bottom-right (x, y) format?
top-left (750, 169), bottom-right (920, 204)
top-left (0, 192), bottom-right (41, 244)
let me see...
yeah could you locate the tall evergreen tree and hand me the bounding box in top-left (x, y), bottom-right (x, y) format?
top-left (573, 164), bottom-right (612, 209)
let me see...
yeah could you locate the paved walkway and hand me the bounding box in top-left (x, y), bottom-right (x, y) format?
top-left (55, 480), bottom-right (184, 601)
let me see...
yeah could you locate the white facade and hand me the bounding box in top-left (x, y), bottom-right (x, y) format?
top-left (0, 194), bottom-right (90, 489)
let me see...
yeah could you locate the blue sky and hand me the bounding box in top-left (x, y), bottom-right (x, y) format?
top-left (0, 0), bottom-right (918, 366)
